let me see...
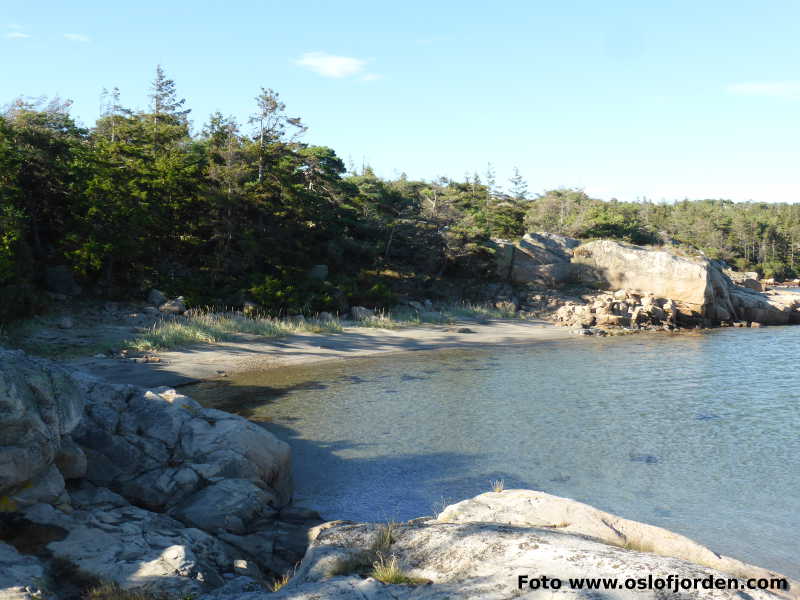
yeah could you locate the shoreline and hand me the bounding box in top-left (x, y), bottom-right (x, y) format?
top-left (65, 318), bottom-right (578, 388)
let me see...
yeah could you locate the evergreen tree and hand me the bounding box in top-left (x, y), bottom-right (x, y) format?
top-left (509, 166), bottom-right (528, 201)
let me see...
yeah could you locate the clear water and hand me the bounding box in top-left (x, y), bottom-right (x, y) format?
top-left (186, 326), bottom-right (800, 578)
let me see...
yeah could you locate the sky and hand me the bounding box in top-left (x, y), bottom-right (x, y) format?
top-left (3, 0), bottom-right (800, 203)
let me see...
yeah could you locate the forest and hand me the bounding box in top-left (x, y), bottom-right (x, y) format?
top-left (2, 66), bottom-right (800, 322)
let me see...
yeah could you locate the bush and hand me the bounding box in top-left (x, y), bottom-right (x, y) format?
top-left (249, 272), bottom-right (343, 314)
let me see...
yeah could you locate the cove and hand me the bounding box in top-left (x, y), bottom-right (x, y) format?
top-left (186, 326), bottom-right (800, 579)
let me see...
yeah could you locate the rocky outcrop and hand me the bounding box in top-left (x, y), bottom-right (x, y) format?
top-left (572, 240), bottom-right (800, 326)
top-left (553, 289), bottom-right (677, 330)
top-left (490, 233), bottom-right (582, 285)
top-left (23, 489), bottom-right (233, 596)
top-left (70, 378), bottom-right (292, 514)
top-left (0, 350), bottom-right (301, 596)
top-left (0, 350), bottom-right (85, 509)
top-left (440, 491), bottom-right (791, 590)
top-left (223, 490), bottom-right (797, 600)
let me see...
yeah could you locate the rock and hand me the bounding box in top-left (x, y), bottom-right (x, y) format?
top-left (232, 559), bottom-right (264, 581)
top-left (72, 382), bottom-right (292, 511)
top-left (24, 497), bottom-right (232, 595)
top-left (55, 437), bottom-right (88, 480)
top-left (278, 506), bottom-right (322, 524)
top-left (57, 315), bottom-right (74, 329)
top-left (488, 233), bottom-right (583, 286)
top-left (307, 264), bottom-right (328, 281)
top-left (573, 241), bottom-right (712, 315)
top-left (350, 306), bottom-right (375, 321)
top-left (147, 288), bottom-right (168, 306)
top-left (317, 311), bottom-right (335, 322)
top-left (10, 464), bottom-right (68, 508)
top-left (725, 269), bottom-right (759, 284)
top-left (159, 297), bottom-right (187, 314)
top-left (437, 490), bottom-right (795, 597)
top-left (255, 493), bottom-right (797, 600)
top-left (572, 240), bottom-right (800, 326)
top-left (170, 479), bottom-right (278, 535)
top-left (45, 265), bottom-right (81, 296)
top-left (0, 350), bottom-right (84, 505)
top-left (741, 278), bottom-right (763, 292)
top-left (0, 542), bottom-right (47, 600)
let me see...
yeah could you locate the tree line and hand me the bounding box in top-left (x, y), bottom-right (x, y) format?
top-left (1, 67), bottom-right (798, 321)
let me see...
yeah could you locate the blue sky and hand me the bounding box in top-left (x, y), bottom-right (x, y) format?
top-left (3, 1), bottom-right (800, 203)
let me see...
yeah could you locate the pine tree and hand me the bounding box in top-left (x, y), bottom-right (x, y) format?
top-left (509, 166), bottom-right (528, 201)
top-left (149, 65), bottom-right (190, 121)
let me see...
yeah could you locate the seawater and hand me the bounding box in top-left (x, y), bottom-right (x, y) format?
top-left (186, 326), bottom-right (800, 578)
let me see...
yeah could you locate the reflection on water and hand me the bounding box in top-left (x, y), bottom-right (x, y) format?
top-left (186, 327), bottom-right (800, 578)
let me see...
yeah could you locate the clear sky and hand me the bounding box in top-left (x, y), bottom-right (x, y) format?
top-left (3, 1), bottom-right (800, 203)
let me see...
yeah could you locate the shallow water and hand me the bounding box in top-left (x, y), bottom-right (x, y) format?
top-left (186, 326), bottom-right (800, 578)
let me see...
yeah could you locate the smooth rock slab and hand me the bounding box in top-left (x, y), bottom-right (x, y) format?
top-left (253, 519), bottom-right (792, 600)
top-left (437, 489), bottom-right (795, 591)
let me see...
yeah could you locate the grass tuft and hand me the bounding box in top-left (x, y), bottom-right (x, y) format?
top-left (371, 521), bottom-right (397, 556)
top-left (369, 555), bottom-right (428, 586)
top-left (490, 479), bottom-right (505, 493)
top-left (83, 582), bottom-right (176, 600)
top-left (271, 567), bottom-right (295, 592)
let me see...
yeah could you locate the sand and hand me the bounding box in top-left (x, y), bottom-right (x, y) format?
top-left (66, 319), bottom-right (576, 388)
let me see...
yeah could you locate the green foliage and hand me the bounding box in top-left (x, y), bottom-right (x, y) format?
top-left (5, 67), bottom-right (800, 327)
top-left (249, 274), bottom-right (342, 314)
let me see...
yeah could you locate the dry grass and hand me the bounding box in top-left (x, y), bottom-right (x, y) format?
top-left (489, 479), bottom-right (505, 493)
top-left (270, 568), bottom-right (295, 592)
top-left (83, 582), bottom-right (177, 600)
top-left (369, 555), bottom-right (428, 586)
top-left (125, 308), bottom-right (343, 351)
top-left (371, 521), bottom-right (397, 556)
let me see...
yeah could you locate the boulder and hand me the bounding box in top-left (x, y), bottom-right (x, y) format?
top-left (170, 479), bottom-right (278, 535)
top-left (572, 240), bottom-right (800, 325)
top-left (57, 316), bottom-right (74, 329)
top-left (489, 233), bottom-right (582, 285)
top-left (573, 241), bottom-right (711, 314)
top-left (0, 350), bottom-right (84, 506)
top-left (725, 270), bottom-right (759, 284)
top-left (159, 296), bottom-right (187, 314)
top-left (741, 278), bottom-right (763, 292)
top-left (147, 288), bottom-right (168, 306)
top-left (71, 379), bottom-right (292, 511)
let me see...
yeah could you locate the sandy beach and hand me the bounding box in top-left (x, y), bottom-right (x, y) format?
top-left (66, 319), bottom-right (575, 388)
